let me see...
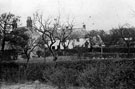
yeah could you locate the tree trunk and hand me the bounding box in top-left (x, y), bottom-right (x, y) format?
top-left (90, 45), bottom-right (93, 52)
top-left (49, 46), bottom-right (57, 61)
top-left (1, 38), bottom-right (5, 52)
top-left (1, 24), bottom-right (7, 52)
top-left (26, 53), bottom-right (30, 64)
top-left (24, 50), bottom-right (30, 68)
top-left (1, 36), bottom-right (6, 61)
top-left (24, 53), bottom-right (30, 81)
top-left (127, 43), bottom-right (130, 58)
top-left (44, 48), bottom-right (46, 63)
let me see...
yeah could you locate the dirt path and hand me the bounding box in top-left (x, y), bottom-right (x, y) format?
top-left (1, 83), bottom-right (57, 89)
top-left (1, 83), bottom-right (86, 89)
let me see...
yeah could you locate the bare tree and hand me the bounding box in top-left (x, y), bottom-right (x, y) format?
top-left (108, 24), bottom-right (135, 57)
top-left (10, 27), bottom-right (38, 64)
top-left (33, 12), bottom-right (58, 61)
top-left (117, 25), bottom-right (135, 57)
top-left (85, 30), bottom-right (98, 52)
top-left (0, 13), bottom-right (20, 52)
top-left (55, 18), bottom-right (74, 50)
top-left (24, 36), bottom-right (38, 63)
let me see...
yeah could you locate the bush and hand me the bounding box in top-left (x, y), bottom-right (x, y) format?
top-left (1, 59), bottom-right (135, 89)
top-left (21, 54), bottom-right (28, 59)
top-left (110, 67), bottom-right (135, 89)
top-left (26, 64), bottom-right (43, 81)
top-left (77, 67), bottom-right (105, 89)
top-left (77, 60), bottom-right (135, 89)
top-left (0, 62), bottom-right (20, 82)
top-left (0, 50), bottom-right (18, 61)
top-left (42, 67), bottom-right (79, 89)
top-left (36, 50), bottom-right (43, 57)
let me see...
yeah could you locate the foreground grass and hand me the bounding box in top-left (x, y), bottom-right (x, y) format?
top-left (1, 58), bottom-right (135, 89)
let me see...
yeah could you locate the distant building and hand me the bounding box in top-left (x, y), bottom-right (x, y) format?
top-left (47, 25), bottom-right (105, 50)
top-left (0, 17), bottom-right (40, 57)
top-left (49, 26), bottom-right (90, 50)
top-left (27, 16), bottom-right (32, 28)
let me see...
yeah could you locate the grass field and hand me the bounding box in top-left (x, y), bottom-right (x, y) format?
top-left (15, 55), bottom-right (130, 63)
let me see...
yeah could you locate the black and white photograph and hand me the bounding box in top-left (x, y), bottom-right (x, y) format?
top-left (0, 0), bottom-right (135, 89)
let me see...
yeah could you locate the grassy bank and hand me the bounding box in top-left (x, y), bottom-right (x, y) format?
top-left (1, 59), bottom-right (135, 89)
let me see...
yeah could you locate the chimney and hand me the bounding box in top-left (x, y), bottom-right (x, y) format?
top-left (12, 18), bottom-right (17, 29)
top-left (26, 16), bottom-right (32, 28)
top-left (83, 23), bottom-right (86, 29)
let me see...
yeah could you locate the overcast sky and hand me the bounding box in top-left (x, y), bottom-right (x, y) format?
top-left (0, 0), bottom-right (135, 31)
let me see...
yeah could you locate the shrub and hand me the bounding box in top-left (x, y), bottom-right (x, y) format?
top-left (42, 67), bottom-right (79, 89)
top-left (77, 60), bottom-right (135, 89)
top-left (26, 64), bottom-right (43, 81)
top-left (77, 67), bottom-right (104, 89)
top-left (0, 62), bottom-right (20, 82)
top-left (1, 59), bottom-right (135, 89)
top-left (109, 67), bottom-right (135, 89)
top-left (36, 50), bottom-right (43, 57)
top-left (21, 54), bottom-right (27, 59)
